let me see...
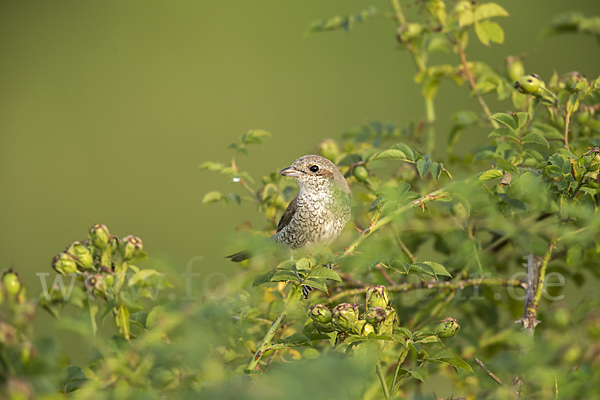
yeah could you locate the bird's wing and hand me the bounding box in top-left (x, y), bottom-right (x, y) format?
top-left (276, 195), bottom-right (298, 233)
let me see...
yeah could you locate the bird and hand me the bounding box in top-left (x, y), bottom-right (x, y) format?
top-left (227, 154), bottom-right (351, 264)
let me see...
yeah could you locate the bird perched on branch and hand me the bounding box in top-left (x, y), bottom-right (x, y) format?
top-left (227, 155), bottom-right (351, 262)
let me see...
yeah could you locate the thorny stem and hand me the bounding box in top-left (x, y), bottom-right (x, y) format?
top-left (376, 361), bottom-right (391, 400)
top-left (513, 239), bottom-right (556, 398)
top-left (340, 189), bottom-right (450, 258)
top-left (326, 277), bottom-right (525, 305)
top-left (457, 46), bottom-right (499, 129)
top-left (246, 285), bottom-right (301, 371)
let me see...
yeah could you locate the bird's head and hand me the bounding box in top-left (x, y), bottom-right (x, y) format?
top-left (280, 155), bottom-right (350, 194)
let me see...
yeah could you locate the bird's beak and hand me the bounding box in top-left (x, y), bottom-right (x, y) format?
top-left (280, 166), bottom-right (304, 177)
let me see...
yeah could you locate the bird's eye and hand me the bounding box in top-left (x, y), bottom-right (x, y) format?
top-left (310, 165), bottom-right (319, 173)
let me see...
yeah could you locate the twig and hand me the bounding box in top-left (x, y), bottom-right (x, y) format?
top-left (513, 239), bottom-right (556, 397)
top-left (457, 46), bottom-right (499, 129)
top-left (393, 228), bottom-right (417, 263)
top-left (326, 277), bottom-right (525, 304)
top-left (376, 264), bottom-right (396, 286)
top-left (340, 189), bottom-right (450, 258)
top-left (475, 358), bottom-right (504, 386)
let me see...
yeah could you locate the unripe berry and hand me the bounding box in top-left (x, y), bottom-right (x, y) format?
top-left (353, 166), bottom-right (369, 182)
top-left (2, 272), bottom-right (21, 296)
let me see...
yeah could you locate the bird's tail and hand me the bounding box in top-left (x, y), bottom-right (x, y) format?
top-left (226, 251), bottom-right (252, 262)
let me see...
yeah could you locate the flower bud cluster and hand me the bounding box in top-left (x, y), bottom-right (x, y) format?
top-left (51, 224), bottom-right (145, 297)
top-left (308, 285), bottom-right (398, 337)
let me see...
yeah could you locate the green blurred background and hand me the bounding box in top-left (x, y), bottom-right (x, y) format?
top-left (1, 0), bottom-right (599, 310)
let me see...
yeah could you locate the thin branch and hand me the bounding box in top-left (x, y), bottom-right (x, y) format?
top-left (475, 358), bottom-right (504, 386)
top-left (393, 228), bottom-right (417, 263)
top-left (326, 277), bottom-right (525, 304)
top-left (376, 264), bottom-right (396, 286)
top-left (339, 189), bottom-right (450, 258)
top-left (457, 46), bottom-right (499, 129)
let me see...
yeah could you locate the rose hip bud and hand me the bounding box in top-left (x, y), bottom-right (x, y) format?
top-left (313, 321), bottom-right (335, 333)
top-left (364, 306), bottom-right (387, 327)
top-left (436, 317), bottom-right (460, 338)
top-left (317, 139), bottom-right (340, 162)
top-left (66, 241), bottom-right (94, 269)
top-left (514, 74), bottom-right (545, 95)
top-left (506, 56), bottom-right (525, 82)
top-left (332, 303), bottom-right (360, 333)
top-left (120, 235), bottom-right (143, 261)
top-left (89, 223), bottom-right (111, 250)
top-left (366, 285), bottom-right (390, 309)
top-left (52, 253), bottom-right (78, 275)
top-left (2, 271), bottom-right (21, 296)
top-left (309, 304), bottom-right (332, 324)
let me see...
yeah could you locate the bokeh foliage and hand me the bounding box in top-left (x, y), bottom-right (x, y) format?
top-left (2, 1), bottom-right (600, 399)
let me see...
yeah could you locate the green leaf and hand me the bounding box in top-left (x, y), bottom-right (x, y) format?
top-left (240, 129), bottom-right (271, 145)
top-left (286, 333), bottom-right (310, 344)
top-left (409, 262), bottom-right (436, 278)
top-left (296, 258), bottom-right (311, 271)
top-left (496, 159), bottom-right (518, 174)
top-left (202, 191), bottom-right (223, 205)
top-left (391, 143), bottom-right (417, 161)
top-left (276, 259), bottom-right (297, 270)
top-left (303, 277), bottom-right (328, 293)
top-left (534, 123), bottom-right (563, 139)
top-left (270, 271), bottom-right (301, 283)
top-left (309, 267), bottom-right (342, 282)
top-left (420, 261), bottom-right (452, 278)
top-left (253, 271), bottom-right (274, 287)
top-left (479, 169), bottom-right (505, 181)
top-left (435, 354), bottom-right (474, 372)
top-left (198, 161), bottom-right (225, 172)
top-left (372, 149), bottom-right (408, 161)
top-left (516, 112), bottom-right (529, 129)
top-left (489, 113), bottom-right (517, 131)
top-left (431, 162), bottom-right (442, 181)
top-left (146, 306), bottom-right (165, 329)
top-left (130, 311), bottom-right (148, 329)
top-left (475, 20), bottom-right (504, 46)
top-left (418, 335), bottom-right (441, 344)
top-left (417, 158), bottom-right (432, 178)
top-left (523, 132), bottom-right (549, 147)
top-left (473, 3), bottom-right (509, 21)
top-left (410, 365), bottom-right (428, 382)
top-left (488, 127), bottom-right (519, 140)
